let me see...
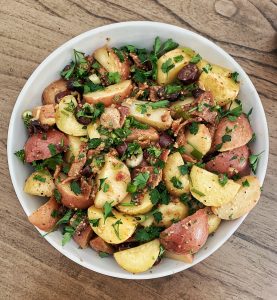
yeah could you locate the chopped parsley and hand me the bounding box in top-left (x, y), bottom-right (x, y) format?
top-left (218, 174), bottom-right (228, 187)
top-left (191, 188), bottom-right (205, 197)
top-left (178, 164), bottom-right (189, 175)
top-left (112, 219), bottom-right (123, 239)
top-left (153, 211), bottom-right (163, 223)
top-left (242, 180), bottom-right (250, 187)
top-left (161, 58), bottom-right (175, 74)
top-left (188, 122), bottom-right (199, 135)
top-left (48, 144), bottom-right (57, 156)
top-left (53, 189), bottom-right (61, 203)
top-left (222, 134), bottom-right (232, 143)
top-left (103, 201), bottom-right (115, 223)
top-left (88, 138), bottom-right (102, 149)
top-left (33, 174), bottom-right (46, 182)
top-left (14, 149), bottom-right (25, 163)
top-left (147, 146), bottom-right (162, 158)
top-left (230, 71), bottom-right (239, 83)
top-left (249, 151), bottom-right (264, 174)
top-left (190, 53), bottom-right (202, 64)
top-left (108, 71), bottom-right (121, 84)
top-left (202, 63), bottom-right (212, 73)
top-left (70, 181), bottom-right (81, 195)
top-left (99, 251), bottom-right (110, 258)
top-left (135, 226), bottom-right (163, 242)
top-left (99, 178), bottom-right (109, 193)
top-left (180, 193), bottom-right (190, 204)
top-left (173, 55), bottom-right (184, 63)
top-left (170, 176), bottom-right (183, 189)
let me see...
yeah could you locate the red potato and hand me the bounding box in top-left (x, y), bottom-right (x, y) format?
top-left (73, 225), bottom-right (94, 249)
top-left (89, 236), bottom-right (115, 254)
top-left (24, 130), bottom-right (69, 163)
top-left (32, 104), bottom-right (56, 126)
top-left (160, 209), bottom-right (209, 254)
top-left (42, 79), bottom-right (68, 105)
top-left (93, 47), bottom-right (130, 80)
top-left (214, 114), bottom-right (253, 152)
top-left (28, 197), bottom-right (60, 231)
top-left (206, 145), bottom-right (251, 178)
top-left (56, 178), bottom-right (93, 209)
top-left (83, 80), bottom-right (132, 106)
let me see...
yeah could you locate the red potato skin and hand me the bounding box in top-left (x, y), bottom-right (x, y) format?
top-left (213, 114), bottom-right (253, 151)
top-left (42, 79), bottom-right (68, 105)
top-left (206, 145), bottom-right (251, 178)
top-left (89, 236), bottom-right (115, 254)
top-left (160, 209), bottom-right (209, 254)
top-left (28, 197), bottom-right (60, 231)
top-left (24, 130), bottom-right (69, 163)
top-left (73, 225), bottom-right (94, 249)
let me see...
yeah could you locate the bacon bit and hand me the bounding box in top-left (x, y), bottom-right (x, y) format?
top-left (87, 144), bottom-right (105, 158)
top-left (61, 176), bottom-right (80, 184)
top-left (129, 52), bottom-right (145, 69)
top-left (115, 171), bottom-right (128, 181)
top-left (161, 111), bottom-right (171, 123)
top-left (160, 149), bottom-right (170, 163)
top-left (149, 86), bottom-right (161, 102)
top-left (117, 105), bottom-right (130, 127)
top-left (53, 164), bottom-right (62, 179)
top-left (68, 156), bottom-right (86, 177)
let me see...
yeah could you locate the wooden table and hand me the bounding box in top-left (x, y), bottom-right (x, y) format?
top-left (1, 1), bottom-right (276, 299)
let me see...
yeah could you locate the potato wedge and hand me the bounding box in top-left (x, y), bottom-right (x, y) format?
top-left (182, 124), bottom-right (212, 160)
top-left (164, 251), bottom-right (193, 263)
top-left (73, 225), bottom-right (94, 249)
top-left (212, 176), bottom-right (261, 220)
top-left (28, 197), bottom-right (60, 231)
top-left (56, 178), bottom-right (92, 209)
top-left (154, 200), bottom-right (189, 228)
top-left (157, 48), bottom-right (192, 85)
top-left (88, 206), bottom-right (137, 244)
top-left (89, 236), bottom-right (115, 254)
top-left (93, 47), bottom-right (130, 80)
top-left (55, 95), bottom-right (87, 136)
top-left (87, 121), bottom-right (101, 139)
top-left (163, 152), bottom-right (190, 196)
top-left (190, 165), bottom-right (241, 206)
top-left (117, 193), bottom-right (153, 215)
top-left (65, 135), bottom-right (86, 163)
top-left (83, 80), bottom-right (132, 107)
top-left (24, 171), bottom-right (55, 197)
top-left (123, 98), bottom-right (173, 131)
top-left (114, 239), bottom-right (160, 273)
top-left (214, 114), bottom-right (253, 152)
top-left (206, 208), bottom-right (221, 234)
top-left (94, 155), bottom-right (131, 208)
top-left (198, 63), bottom-right (240, 106)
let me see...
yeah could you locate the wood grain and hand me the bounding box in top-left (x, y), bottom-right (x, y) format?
top-left (0, 0), bottom-right (276, 299)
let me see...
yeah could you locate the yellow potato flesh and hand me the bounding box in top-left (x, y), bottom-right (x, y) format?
top-left (94, 155), bottom-right (131, 208)
top-left (190, 166), bottom-right (240, 206)
top-left (88, 206), bottom-right (137, 244)
top-left (65, 135), bottom-right (84, 163)
top-left (87, 121), bottom-right (101, 139)
top-left (114, 239), bottom-right (160, 273)
top-left (212, 176), bottom-right (261, 220)
top-left (164, 251), bottom-right (193, 263)
top-left (157, 48), bottom-right (192, 85)
top-left (207, 213), bottom-right (221, 234)
top-left (163, 152), bottom-right (190, 196)
top-left (117, 193), bottom-right (153, 215)
top-left (55, 95), bottom-right (87, 136)
top-left (24, 171), bottom-right (55, 197)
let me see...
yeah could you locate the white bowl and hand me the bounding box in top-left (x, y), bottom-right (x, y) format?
top-left (7, 21), bottom-right (269, 279)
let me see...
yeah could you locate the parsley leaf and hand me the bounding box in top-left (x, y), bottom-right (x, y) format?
top-left (190, 53), bottom-right (202, 64)
top-left (108, 71), bottom-right (121, 84)
top-left (53, 189), bottom-right (61, 203)
top-left (153, 211), bottom-right (163, 223)
top-left (103, 201), bottom-right (115, 223)
top-left (173, 55), bottom-right (184, 63)
top-left (135, 226), bottom-right (163, 242)
top-left (88, 138), bottom-right (102, 149)
top-left (249, 151), bottom-right (264, 174)
top-left (14, 149), bottom-right (25, 163)
top-left (191, 188), bottom-right (205, 197)
top-left (147, 146), bottom-right (162, 158)
top-left (178, 164), bottom-right (189, 175)
top-left (99, 178), bottom-right (109, 192)
top-left (170, 176), bottom-right (183, 189)
top-left (218, 174), bottom-right (228, 186)
top-left (222, 134), bottom-right (232, 143)
top-left (154, 37), bottom-right (179, 58)
top-left (180, 193), bottom-right (190, 204)
top-left (48, 144), bottom-right (57, 156)
top-left (33, 174), bottom-right (46, 182)
top-left (188, 122), bottom-right (199, 135)
top-left (70, 181), bottom-right (81, 195)
top-left (149, 188), bottom-right (160, 205)
top-left (242, 180), bottom-right (250, 187)
top-left (56, 209), bottom-right (73, 226)
top-left (202, 63), bottom-right (212, 73)
top-left (112, 219), bottom-right (123, 239)
top-left (113, 48), bottom-right (125, 62)
top-left (161, 58), bottom-right (175, 73)
top-left (99, 251), bottom-right (110, 258)
top-left (133, 172), bottom-right (150, 190)
top-left (230, 71), bottom-right (239, 83)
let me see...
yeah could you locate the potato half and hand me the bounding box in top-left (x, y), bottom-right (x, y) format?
top-left (88, 206), bottom-right (137, 244)
top-left (94, 155), bottom-right (131, 208)
top-left (198, 62), bottom-right (240, 106)
top-left (117, 193), bottom-right (153, 215)
top-left (123, 98), bottom-right (173, 131)
top-left (24, 171), bottom-right (55, 197)
top-left (157, 48), bottom-right (192, 85)
top-left (163, 152), bottom-right (190, 196)
top-left (65, 135), bottom-right (86, 163)
top-left (190, 166), bottom-right (240, 206)
top-left (212, 176), bottom-right (261, 220)
top-left (114, 239), bottom-right (160, 273)
top-left (55, 95), bottom-right (87, 136)
top-left (83, 80), bottom-right (132, 106)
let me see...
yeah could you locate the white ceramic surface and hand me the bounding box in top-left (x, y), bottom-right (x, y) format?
top-left (7, 21), bottom-right (269, 279)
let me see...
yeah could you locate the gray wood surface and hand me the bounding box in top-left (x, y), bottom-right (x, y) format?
top-left (0, 0), bottom-right (276, 299)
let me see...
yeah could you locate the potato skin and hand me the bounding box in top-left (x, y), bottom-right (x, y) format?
top-left (160, 208), bottom-right (209, 254)
top-left (89, 236), bottom-right (115, 254)
top-left (214, 114), bottom-right (253, 152)
top-left (28, 197), bottom-right (60, 231)
top-left (24, 171), bottom-right (55, 197)
top-left (212, 176), bottom-right (261, 220)
top-left (73, 225), bottom-right (94, 249)
top-left (42, 79), bottom-right (68, 105)
top-left (56, 178), bottom-right (93, 209)
top-left (83, 80), bottom-right (132, 106)
top-left (206, 145), bottom-right (250, 178)
top-left (24, 129), bottom-right (68, 163)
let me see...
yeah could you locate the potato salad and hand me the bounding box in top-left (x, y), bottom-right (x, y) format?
top-left (15, 37), bottom-right (263, 274)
